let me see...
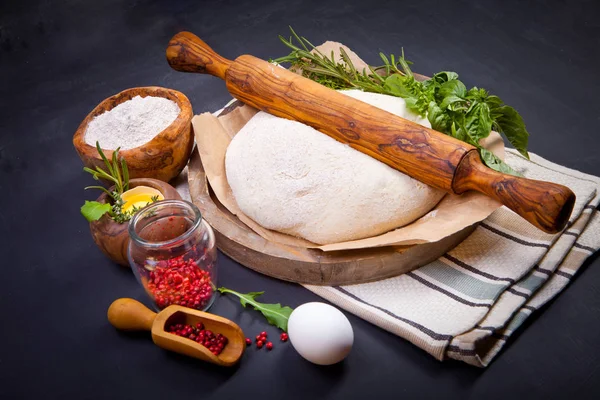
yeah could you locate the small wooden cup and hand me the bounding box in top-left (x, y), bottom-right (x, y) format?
top-left (73, 86), bottom-right (194, 183)
top-left (90, 178), bottom-right (182, 266)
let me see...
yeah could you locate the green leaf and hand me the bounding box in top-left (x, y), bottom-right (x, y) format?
top-left (384, 74), bottom-right (431, 115)
top-left (96, 142), bottom-right (115, 177)
top-left (383, 74), bottom-right (413, 98)
top-left (450, 120), bottom-right (470, 143)
top-left (493, 105), bottom-right (530, 159)
top-left (465, 101), bottom-right (493, 142)
top-left (218, 287), bottom-right (294, 331)
top-left (121, 158), bottom-right (129, 191)
top-left (440, 95), bottom-right (467, 111)
top-left (438, 80), bottom-right (467, 101)
top-left (466, 87), bottom-right (488, 101)
top-left (397, 48), bottom-right (413, 77)
top-left (427, 101), bottom-right (451, 132)
top-left (84, 185), bottom-right (112, 196)
top-left (485, 94), bottom-right (504, 109)
top-left (480, 148), bottom-right (522, 177)
top-left (112, 147), bottom-right (123, 192)
top-left (430, 71), bottom-right (459, 85)
top-left (81, 201), bottom-right (111, 222)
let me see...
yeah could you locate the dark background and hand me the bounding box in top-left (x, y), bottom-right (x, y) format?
top-left (1, 0), bottom-right (599, 398)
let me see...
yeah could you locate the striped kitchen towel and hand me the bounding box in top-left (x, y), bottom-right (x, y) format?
top-left (306, 149), bottom-right (600, 367)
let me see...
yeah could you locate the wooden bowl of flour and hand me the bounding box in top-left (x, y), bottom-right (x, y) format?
top-left (73, 87), bottom-right (194, 183)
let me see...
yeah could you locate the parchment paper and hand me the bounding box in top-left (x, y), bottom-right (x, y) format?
top-left (191, 42), bottom-right (503, 251)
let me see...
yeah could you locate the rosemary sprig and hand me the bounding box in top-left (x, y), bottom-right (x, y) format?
top-left (273, 26), bottom-right (411, 92)
top-left (80, 142), bottom-right (157, 223)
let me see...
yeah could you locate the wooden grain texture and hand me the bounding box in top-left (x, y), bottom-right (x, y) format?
top-left (107, 297), bottom-right (156, 331)
top-left (89, 178), bottom-right (181, 267)
top-left (226, 54), bottom-right (469, 192)
top-left (73, 86), bottom-right (194, 183)
top-left (453, 151), bottom-right (576, 233)
top-left (166, 31), bottom-right (575, 233)
top-left (107, 298), bottom-right (245, 367)
top-left (166, 32), bottom-right (231, 79)
top-left (187, 149), bottom-right (475, 285)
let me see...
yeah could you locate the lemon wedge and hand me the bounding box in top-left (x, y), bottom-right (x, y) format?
top-left (121, 186), bottom-right (164, 213)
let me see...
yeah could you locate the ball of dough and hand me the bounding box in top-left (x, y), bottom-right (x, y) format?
top-left (225, 90), bottom-right (445, 244)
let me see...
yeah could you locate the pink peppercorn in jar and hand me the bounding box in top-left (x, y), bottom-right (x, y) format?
top-left (128, 200), bottom-right (217, 311)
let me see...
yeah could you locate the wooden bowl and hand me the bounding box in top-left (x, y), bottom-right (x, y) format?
top-left (73, 87), bottom-right (194, 183)
top-left (90, 178), bottom-right (182, 266)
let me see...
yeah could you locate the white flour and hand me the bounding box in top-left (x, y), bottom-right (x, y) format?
top-left (85, 95), bottom-right (180, 150)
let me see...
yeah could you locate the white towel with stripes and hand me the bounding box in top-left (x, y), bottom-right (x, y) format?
top-left (306, 149), bottom-right (600, 367)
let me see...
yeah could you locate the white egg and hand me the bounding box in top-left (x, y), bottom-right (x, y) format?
top-left (287, 302), bottom-right (354, 365)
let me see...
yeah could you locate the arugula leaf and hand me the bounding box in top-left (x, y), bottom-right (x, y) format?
top-left (480, 148), bottom-right (522, 176)
top-left (81, 201), bottom-right (111, 222)
top-left (218, 287), bottom-right (294, 331)
top-left (493, 105), bottom-right (530, 159)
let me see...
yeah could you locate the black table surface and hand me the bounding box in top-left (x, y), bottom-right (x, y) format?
top-left (1, 0), bottom-right (599, 398)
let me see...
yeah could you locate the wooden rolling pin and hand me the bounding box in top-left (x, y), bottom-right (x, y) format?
top-left (166, 31), bottom-right (575, 234)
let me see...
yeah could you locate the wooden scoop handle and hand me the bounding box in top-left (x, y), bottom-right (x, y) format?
top-left (166, 32), bottom-right (576, 234)
top-left (107, 298), bottom-right (157, 331)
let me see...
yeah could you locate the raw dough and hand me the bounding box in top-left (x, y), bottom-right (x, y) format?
top-left (225, 90), bottom-right (445, 244)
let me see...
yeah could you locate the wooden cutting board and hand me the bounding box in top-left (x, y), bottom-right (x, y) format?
top-left (187, 146), bottom-right (476, 286)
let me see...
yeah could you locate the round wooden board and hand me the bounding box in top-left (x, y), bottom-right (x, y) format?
top-left (187, 150), bottom-right (476, 286)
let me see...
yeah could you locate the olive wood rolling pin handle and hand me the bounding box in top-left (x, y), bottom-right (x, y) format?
top-left (166, 32), bottom-right (231, 79)
top-left (166, 32), bottom-right (576, 234)
top-left (107, 298), bottom-right (157, 331)
top-left (453, 151), bottom-right (576, 234)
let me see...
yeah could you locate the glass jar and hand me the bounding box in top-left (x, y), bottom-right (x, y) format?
top-left (128, 200), bottom-right (217, 311)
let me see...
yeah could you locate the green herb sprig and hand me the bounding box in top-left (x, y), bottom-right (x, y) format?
top-left (80, 142), bottom-right (156, 223)
top-left (273, 27), bottom-right (530, 175)
top-left (218, 287), bottom-right (294, 331)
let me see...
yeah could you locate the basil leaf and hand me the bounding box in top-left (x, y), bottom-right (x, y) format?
top-left (428, 101), bottom-right (451, 132)
top-left (466, 87), bottom-right (488, 101)
top-left (383, 74), bottom-right (414, 98)
top-left (438, 80), bottom-right (467, 102)
top-left (465, 101), bottom-right (493, 142)
top-left (218, 287), bottom-right (294, 331)
top-left (430, 71), bottom-right (459, 85)
top-left (450, 121), bottom-right (470, 144)
top-left (81, 201), bottom-right (111, 222)
top-left (440, 95), bottom-right (467, 111)
top-left (485, 94), bottom-right (504, 109)
top-left (493, 105), bottom-right (530, 159)
top-left (480, 148), bottom-right (523, 177)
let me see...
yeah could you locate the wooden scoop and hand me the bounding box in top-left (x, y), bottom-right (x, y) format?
top-left (107, 298), bottom-right (245, 367)
top-left (166, 32), bottom-right (576, 234)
